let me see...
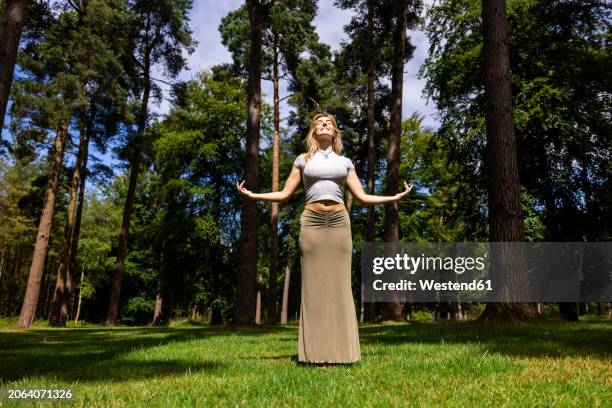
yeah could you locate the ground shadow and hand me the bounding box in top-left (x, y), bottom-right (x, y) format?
top-left (291, 354), bottom-right (361, 368)
top-left (0, 324), bottom-right (295, 382)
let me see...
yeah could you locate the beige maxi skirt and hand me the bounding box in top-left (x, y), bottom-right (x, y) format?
top-left (297, 208), bottom-right (361, 364)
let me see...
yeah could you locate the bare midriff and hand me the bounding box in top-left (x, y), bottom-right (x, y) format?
top-left (304, 199), bottom-right (346, 212)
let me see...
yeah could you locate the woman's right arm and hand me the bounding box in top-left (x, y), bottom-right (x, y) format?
top-left (236, 165), bottom-right (302, 202)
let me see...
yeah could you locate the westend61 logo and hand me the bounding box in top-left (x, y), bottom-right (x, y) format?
top-left (361, 242), bottom-right (612, 303)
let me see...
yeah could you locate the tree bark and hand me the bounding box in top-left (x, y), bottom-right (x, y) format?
top-left (68, 128), bottom-right (89, 320)
top-left (0, 0), bottom-right (27, 140)
top-left (280, 245), bottom-right (292, 324)
top-left (105, 58), bottom-right (151, 326)
top-left (597, 302), bottom-right (608, 316)
top-left (152, 241), bottom-right (164, 326)
top-left (363, 0), bottom-right (377, 324)
top-left (74, 265), bottom-right (84, 325)
top-left (255, 278), bottom-right (262, 324)
top-left (479, 0), bottom-right (534, 321)
top-left (0, 245), bottom-right (7, 289)
top-left (68, 113), bottom-right (92, 294)
top-left (17, 122), bottom-right (68, 329)
top-left (152, 287), bottom-right (163, 325)
top-left (49, 120), bottom-right (89, 326)
top-left (210, 155), bottom-right (224, 325)
top-left (382, 0), bottom-right (409, 321)
top-left (267, 36), bottom-right (280, 323)
top-left (234, 0), bottom-right (261, 325)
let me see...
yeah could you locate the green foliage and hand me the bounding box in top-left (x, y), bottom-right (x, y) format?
top-left (219, 0), bottom-right (320, 80)
top-left (120, 295), bottom-right (155, 325)
top-left (73, 189), bottom-right (122, 320)
top-left (105, 70), bottom-right (256, 324)
top-left (420, 0), bottom-right (612, 241)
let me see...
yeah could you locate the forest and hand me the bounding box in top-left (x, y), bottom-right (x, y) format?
top-left (0, 0), bottom-right (610, 330)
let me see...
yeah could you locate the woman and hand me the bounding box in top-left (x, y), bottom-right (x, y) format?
top-left (236, 112), bottom-right (412, 365)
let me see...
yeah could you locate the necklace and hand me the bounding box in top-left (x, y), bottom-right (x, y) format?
top-left (318, 149), bottom-right (332, 159)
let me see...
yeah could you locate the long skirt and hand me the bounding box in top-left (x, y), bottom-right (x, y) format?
top-left (297, 208), bottom-right (361, 364)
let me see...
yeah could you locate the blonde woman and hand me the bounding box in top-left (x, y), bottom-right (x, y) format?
top-left (236, 112), bottom-right (412, 365)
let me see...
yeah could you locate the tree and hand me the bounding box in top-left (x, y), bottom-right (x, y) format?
top-left (13, 4), bottom-right (89, 328)
top-left (152, 70), bottom-right (250, 324)
top-left (478, 0), bottom-right (534, 320)
top-left (220, 0), bottom-right (320, 323)
top-left (233, 0), bottom-right (264, 325)
top-left (0, 0), bottom-right (27, 144)
top-left (335, 0), bottom-right (393, 322)
top-left (17, 123), bottom-right (67, 328)
top-left (47, 0), bottom-right (130, 327)
top-left (420, 0), bottom-right (610, 319)
top-left (0, 155), bottom-right (42, 315)
top-left (382, 0), bottom-right (410, 321)
top-left (105, 0), bottom-right (195, 326)
top-left (72, 190), bottom-right (122, 324)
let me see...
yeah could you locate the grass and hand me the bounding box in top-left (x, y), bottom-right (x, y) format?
top-left (0, 317), bottom-right (610, 407)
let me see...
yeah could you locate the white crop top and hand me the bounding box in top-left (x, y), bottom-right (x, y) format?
top-left (293, 151), bottom-right (355, 204)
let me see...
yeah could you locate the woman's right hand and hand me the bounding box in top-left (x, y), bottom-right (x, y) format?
top-left (236, 180), bottom-right (255, 200)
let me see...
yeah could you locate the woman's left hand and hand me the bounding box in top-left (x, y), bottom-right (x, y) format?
top-left (396, 181), bottom-right (413, 201)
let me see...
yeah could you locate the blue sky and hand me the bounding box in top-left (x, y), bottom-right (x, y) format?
top-left (2, 0), bottom-right (440, 172)
top-left (149, 0), bottom-right (440, 129)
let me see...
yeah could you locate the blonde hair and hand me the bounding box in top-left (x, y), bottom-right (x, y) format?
top-left (301, 113), bottom-right (343, 166)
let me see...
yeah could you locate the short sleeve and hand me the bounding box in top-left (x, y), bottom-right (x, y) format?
top-left (293, 154), bottom-right (304, 170)
top-left (345, 157), bottom-right (355, 172)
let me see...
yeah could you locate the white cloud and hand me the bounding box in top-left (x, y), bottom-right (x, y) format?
top-left (151, 0), bottom-right (440, 132)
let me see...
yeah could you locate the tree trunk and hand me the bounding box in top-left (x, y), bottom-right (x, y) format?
top-left (74, 265), bottom-right (84, 325)
top-left (455, 303), bottom-right (462, 320)
top-left (1, 248), bottom-right (9, 314)
top-left (49, 120), bottom-right (89, 327)
top-left (17, 122), bottom-right (68, 329)
top-left (559, 302), bottom-right (578, 321)
top-left (0, 0), bottom-right (27, 140)
top-left (255, 270), bottom-right (263, 324)
top-left (105, 53), bottom-right (151, 326)
top-left (382, 0), bottom-right (408, 321)
top-left (106, 152), bottom-right (141, 326)
top-left (267, 37), bottom-right (280, 324)
top-left (479, 0), bottom-right (534, 321)
top-left (234, 0), bottom-right (261, 325)
top-left (210, 145), bottom-right (225, 325)
top-left (152, 242), bottom-right (164, 326)
top-left (0, 245), bottom-right (7, 290)
top-left (13, 247), bottom-right (24, 315)
top-left (41, 249), bottom-right (50, 319)
top-left (152, 285), bottom-right (163, 325)
top-left (255, 287), bottom-right (262, 324)
top-left (597, 302), bottom-right (608, 316)
top-left (363, 0), bottom-right (377, 324)
top-left (68, 114), bottom-right (92, 294)
top-left (280, 246), bottom-right (292, 324)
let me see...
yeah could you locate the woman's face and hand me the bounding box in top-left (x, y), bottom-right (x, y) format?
top-left (314, 116), bottom-right (334, 140)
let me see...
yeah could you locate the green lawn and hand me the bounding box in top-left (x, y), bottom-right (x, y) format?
top-left (0, 318), bottom-right (610, 407)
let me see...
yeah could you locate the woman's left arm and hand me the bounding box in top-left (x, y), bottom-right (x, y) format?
top-left (345, 169), bottom-right (412, 206)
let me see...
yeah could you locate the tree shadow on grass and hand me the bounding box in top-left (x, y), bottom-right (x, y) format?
top-left (358, 320), bottom-right (612, 359)
top-left (0, 324), bottom-right (294, 383)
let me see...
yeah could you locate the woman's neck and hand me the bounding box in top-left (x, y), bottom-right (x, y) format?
top-left (317, 143), bottom-right (332, 152)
